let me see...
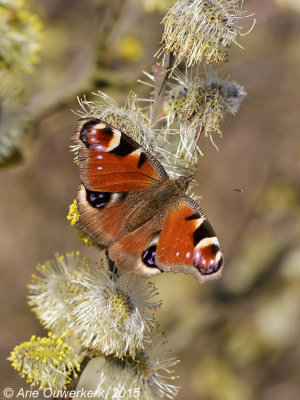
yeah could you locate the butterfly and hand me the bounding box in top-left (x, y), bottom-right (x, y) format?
top-left (71, 118), bottom-right (224, 284)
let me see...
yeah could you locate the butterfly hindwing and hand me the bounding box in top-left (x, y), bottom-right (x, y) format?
top-left (72, 118), bottom-right (168, 192)
top-left (76, 184), bottom-right (129, 247)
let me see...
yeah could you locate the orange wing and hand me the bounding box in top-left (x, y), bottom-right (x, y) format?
top-left (71, 118), bottom-right (168, 192)
top-left (155, 196), bottom-right (224, 284)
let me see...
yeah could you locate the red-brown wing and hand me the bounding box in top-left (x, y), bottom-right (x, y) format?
top-left (155, 196), bottom-right (224, 284)
top-left (71, 118), bottom-right (168, 192)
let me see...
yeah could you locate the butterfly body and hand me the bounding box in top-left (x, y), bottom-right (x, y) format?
top-left (72, 118), bottom-right (224, 284)
top-left (126, 177), bottom-right (191, 232)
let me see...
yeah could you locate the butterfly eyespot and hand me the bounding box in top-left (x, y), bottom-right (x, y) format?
top-left (211, 243), bottom-right (220, 254)
top-left (80, 121), bottom-right (118, 151)
top-left (142, 245), bottom-right (158, 269)
top-left (86, 189), bottom-right (111, 209)
top-left (195, 255), bottom-right (223, 275)
top-left (80, 121), bottom-right (98, 143)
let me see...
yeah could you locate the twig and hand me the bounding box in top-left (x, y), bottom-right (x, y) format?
top-left (150, 51), bottom-right (173, 130)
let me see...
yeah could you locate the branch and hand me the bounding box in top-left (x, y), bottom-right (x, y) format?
top-left (150, 51), bottom-right (173, 130)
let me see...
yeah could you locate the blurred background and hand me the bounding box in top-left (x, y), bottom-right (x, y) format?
top-left (0, 0), bottom-right (300, 399)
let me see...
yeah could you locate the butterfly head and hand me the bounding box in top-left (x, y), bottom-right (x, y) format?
top-left (175, 175), bottom-right (194, 193)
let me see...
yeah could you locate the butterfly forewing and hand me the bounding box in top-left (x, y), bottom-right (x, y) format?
top-left (72, 118), bottom-right (167, 192)
top-left (156, 197), bottom-right (224, 284)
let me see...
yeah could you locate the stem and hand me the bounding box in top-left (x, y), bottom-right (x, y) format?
top-left (150, 51), bottom-right (173, 130)
top-left (185, 125), bottom-right (205, 174)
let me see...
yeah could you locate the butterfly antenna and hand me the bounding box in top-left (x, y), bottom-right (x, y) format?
top-left (185, 125), bottom-right (205, 176)
top-left (197, 181), bottom-right (243, 193)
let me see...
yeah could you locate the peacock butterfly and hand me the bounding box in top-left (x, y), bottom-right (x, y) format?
top-left (71, 118), bottom-right (224, 284)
